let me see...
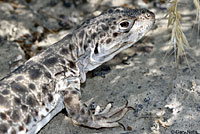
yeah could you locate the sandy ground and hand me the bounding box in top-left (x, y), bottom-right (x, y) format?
top-left (0, 0), bottom-right (200, 134)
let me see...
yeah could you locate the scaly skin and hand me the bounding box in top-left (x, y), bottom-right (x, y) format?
top-left (0, 7), bottom-right (155, 134)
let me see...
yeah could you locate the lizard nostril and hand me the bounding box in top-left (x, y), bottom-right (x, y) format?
top-left (141, 10), bottom-right (146, 14)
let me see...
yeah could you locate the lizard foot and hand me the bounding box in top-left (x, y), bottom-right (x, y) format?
top-left (71, 100), bottom-right (133, 129)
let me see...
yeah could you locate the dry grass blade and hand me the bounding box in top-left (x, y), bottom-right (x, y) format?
top-left (165, 0), bottom-right (190, 64)
top-left (193, 0), bottom-right (200, 44)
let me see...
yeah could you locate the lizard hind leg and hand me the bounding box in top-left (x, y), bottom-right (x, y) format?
top-left (63, 89), bottom-right (131, 129)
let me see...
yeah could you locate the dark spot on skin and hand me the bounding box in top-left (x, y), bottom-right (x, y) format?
top-left (28, 68), bottom-right (42, 80)
top-left (111, 17), bottom-right (116, 20)
top-left (68, 61), bottom-right (76, 69)
top-left (108, 9), bottom-right (113, 13)
top-left (43, 56), bottom-right (58, 67)
top-left (69, 44), bottom-right (75, 51)
top-left (26, 95), bottom-right (37, 107)
top-left (96, 27), bottom-right (99, 31)
top-left (29, 83), bottom-right (36, 90)
top-left (111, 26), bottom-right (115, 30)
top-left (84, 44), bottom-right (87, 51)
top-left (113, 32), bottom-right (118, 38)
top-left (115, 9), bottom-right (120, 12)
top-left (11, 110), bottom-right (20, 122)
top-left (91, 33), bottom-right (96, 39)
top-left (60, 59), bottom-right (66, 65)
top-left (60, 47), bottom-right (68, 55)
top-left (113, 21), bottom-right (117, 25)
top-left (106, 38), bottom-right (112, 44)
top-left (71, 90), bottom-right (78, 94)
top-left (94, 43), bottom-right (99, 54)
top-left (69, 110), bottom-right (75, 116)
top-left (18, 126), bottom-right (24, 131)
top-left (46, 108), bottom-right (49, 112)
top-left (78, 30), bottom-right (84, 38)
top-left (87, 109), bottom-right (91, 116)
top-left (48, 94), bottom-right (53, 102)
top-left (44, 72), bottom-right (52, 79)
top-left (100, 40), bottom-right (104, 43)
top-left (100, 33), bottom-right (105, 38)
top-left (101, 24), bottom-right (109, 31)
top-left (89, 30), bottom-right (92, 34)
top-left (21, 105), bottom-right (28, 112)
top-left (0, 112), bottom-right (6, 120)
top-left (2, 89), bottom-right (9, 95)
top-left (0, 123), bottom-right (8, 133)
top-left (80, 108), bottom-right (85, 115)
top-left (87, 40), bottom-right (91, 43)
top-left (64, 96), bottom-right (72, 104)
top-left (61, 90), bottom-right (69, 96)
top-left (41, 115), bottom-right (45, 119)
top-left (37, 93), bottom-right (41, 99)
top-left (34, 110), bottom-right (39, 117)
top-left (42, 85), bottom-right (48, 94)
top-left (25, 115), bottom-right (31, 125)
top-left (0, 94), bottom-right (6, 105)
top-left (14, 97), bottom-right (21, 105)
top-left (16, 76), bottom-right (23, 81)
top-left (11, 82), bottom-right (28, 94)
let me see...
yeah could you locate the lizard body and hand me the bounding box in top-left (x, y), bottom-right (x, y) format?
top-left (0, 7), bottom-right (155, 134)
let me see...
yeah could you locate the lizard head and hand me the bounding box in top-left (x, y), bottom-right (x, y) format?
top-left (77, 7), bottom-right (155, 71)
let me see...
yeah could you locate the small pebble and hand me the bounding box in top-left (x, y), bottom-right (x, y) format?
top-left (197, 105), bottom-right (200, 112)
top-left (36, 26), bottom-right (44, 34)
top-left (50, 0), bottom-right (58, 6)
top-left (182, 67), bottom-right (189, 73)
top-left (89, 102), bottom-right (97, 111)
top-left (144, 97), bottom-right (150, 103)
top-left (58, 21), bottom-right (71, 29)
top-left (62, 0), bottom-right (72, 8)
top-left (137, 104), bottom-right (143, 110)
top-left (127, 126), bottom-right (132, 131)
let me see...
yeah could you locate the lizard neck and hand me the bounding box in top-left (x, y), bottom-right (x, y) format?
top-left (72, 27), bottom-right (104, 74)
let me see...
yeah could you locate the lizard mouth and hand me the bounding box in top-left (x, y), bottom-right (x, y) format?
top-left (98, 41), bottom-right (133, 63)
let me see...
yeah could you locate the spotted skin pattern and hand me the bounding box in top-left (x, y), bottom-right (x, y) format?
top-left (0, 7), bottom-right (155, 134)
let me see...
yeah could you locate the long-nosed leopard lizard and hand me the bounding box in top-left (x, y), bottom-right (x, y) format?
top-left (0, 7), bottom-right (155, 134)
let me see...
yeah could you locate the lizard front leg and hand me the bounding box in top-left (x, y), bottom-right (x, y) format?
top-left (58, 77), bottom-right (131, 129)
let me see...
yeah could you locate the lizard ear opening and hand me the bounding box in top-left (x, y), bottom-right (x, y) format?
top-left (119, 19), bottom-right (135, 33)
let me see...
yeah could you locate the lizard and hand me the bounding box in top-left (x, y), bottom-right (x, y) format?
top-left (0, 7), bottom-right (155, 134)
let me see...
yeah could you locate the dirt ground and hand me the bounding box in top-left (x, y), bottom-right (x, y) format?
top-left (0, 0), bottom-right (200, 134)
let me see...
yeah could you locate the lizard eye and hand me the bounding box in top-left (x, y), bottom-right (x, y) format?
top-left (119, 20), bottom-right (134, 32)
top-left (120, 21), bottom-right (129, 28)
